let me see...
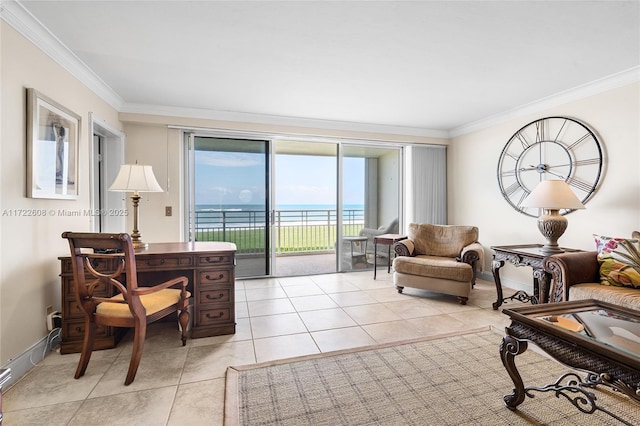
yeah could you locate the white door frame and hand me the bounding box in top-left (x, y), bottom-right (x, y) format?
top-left (89, 113), bottom-right (126, 232)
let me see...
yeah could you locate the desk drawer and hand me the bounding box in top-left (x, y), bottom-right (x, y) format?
top-left (199, 288), bottom-right (231, 304)
top-left (198, 255), bottom-right (232, 266)
top-left (136, 256), bottom-right (193, 270)
top-left (198, 307), bottom-right (231, 325)
top-left (199, 270), bottom-right (231, 285)
top-left (64, 320), bottom-right (109, 340)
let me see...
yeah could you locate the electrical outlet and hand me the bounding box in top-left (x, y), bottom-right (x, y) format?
top-left (165, 206), bottom-right (172, 216)
top-left (47, 311), bottom-right (61, 331)
top-left (46, 305), bottom-right (53, 315)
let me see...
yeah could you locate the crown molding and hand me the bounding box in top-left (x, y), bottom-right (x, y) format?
top-left (1, 0), bottom-right (124, 110)
top-left (120, 103), bottom-right (450, 139)
top-left (450, 66), bottom-right (640, 138)
top-left (3, 0), bottom-right (637, 140)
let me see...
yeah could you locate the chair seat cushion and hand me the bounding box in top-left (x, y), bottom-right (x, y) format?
top-left (97, 289), bottom-right (191, 318)
top-left (393, 255), bottom-right (472, 282)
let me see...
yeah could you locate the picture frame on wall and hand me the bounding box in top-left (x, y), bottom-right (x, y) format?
top-left (27, 88), bottom-right (81, 199)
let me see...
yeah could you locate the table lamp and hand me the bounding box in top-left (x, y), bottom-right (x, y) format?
top-left (109, 164), bottom-right (163, 249)
top-left (521, 180), bottom-right (585, 255)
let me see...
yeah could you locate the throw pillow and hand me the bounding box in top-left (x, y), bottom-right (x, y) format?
top-left (594, 235), bottom-right (640, 288)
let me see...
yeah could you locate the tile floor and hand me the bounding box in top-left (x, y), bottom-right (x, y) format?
top-left (3, 271), bottom-right (517, 425)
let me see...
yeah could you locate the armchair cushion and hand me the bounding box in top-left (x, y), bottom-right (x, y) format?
top-left (98, 289), bottom-right (192, 319)
top-left (594, 234), bottom-right (640, 288)
top-left (409, 223), bottom-right (478, 258)
top-left (393, 255), bottom-right (473, 282)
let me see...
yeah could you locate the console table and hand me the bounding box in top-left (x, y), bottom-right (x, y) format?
top-left (501, 300), bottom-right (640, 424)
top-left (59, 241), bottom-right (236, 354)
top-left (491, 244), bottom-right (581, 310)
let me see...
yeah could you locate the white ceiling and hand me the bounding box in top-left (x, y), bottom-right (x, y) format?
top-left (10, 0), bottom-right (640, 136)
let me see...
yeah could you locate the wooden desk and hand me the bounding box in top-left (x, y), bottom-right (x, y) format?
top-left (491, 244), bottom-right (581, 310)
top-left (373, 234), bottom-right (407, 279)
top-left (59, 242), bottom-right (236, 354)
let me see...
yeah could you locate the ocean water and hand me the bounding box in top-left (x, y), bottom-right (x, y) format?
top-left (196, 204), bottom-right (364, 211)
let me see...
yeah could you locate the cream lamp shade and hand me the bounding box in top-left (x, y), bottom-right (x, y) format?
top-left (108, 164), bottom-right (163, 194)
top-left (109, 164), bottom-right (163, 248)
top-left (521, 180), bottom-right (585, 255)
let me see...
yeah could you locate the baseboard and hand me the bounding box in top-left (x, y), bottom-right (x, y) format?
top-left (0, 328), bottom-right (61, 390)
top-left (477, 271), bottom-right (529, 293)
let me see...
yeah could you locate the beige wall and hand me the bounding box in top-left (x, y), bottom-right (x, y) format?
top-left (0, 24), bottom-right (122, 364)
top-left (448, 82), bottom-right (640, 287)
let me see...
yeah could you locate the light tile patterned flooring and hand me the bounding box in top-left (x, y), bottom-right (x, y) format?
top-left (3, 271), bottom-right (517, 425)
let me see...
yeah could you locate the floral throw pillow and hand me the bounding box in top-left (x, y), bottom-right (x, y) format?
top-left (594, 235), bottom-right (640, 288)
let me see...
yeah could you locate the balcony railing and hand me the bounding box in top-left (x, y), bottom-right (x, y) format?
top-left (193, 208), bottom-right (364, 255)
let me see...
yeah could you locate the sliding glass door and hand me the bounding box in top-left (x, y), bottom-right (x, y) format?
top-left (339, 145), bottom-right (402, 272)
top-left (185, 134), bottom-right (403, 278)
top-left (186, 135), bottom-right (270, 277)
top-left (273, 140), bottom-right (338, 276)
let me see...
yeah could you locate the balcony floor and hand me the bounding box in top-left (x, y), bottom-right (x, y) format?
top-left (237, 252), bottom-right (382, 277)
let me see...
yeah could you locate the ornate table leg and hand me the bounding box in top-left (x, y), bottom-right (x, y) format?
top-left (500, 335), bottom-right (528, 409)
top-left (534, 268), bottom-right (550, 304)
top-left (492, 259), bottom-right (505, 310)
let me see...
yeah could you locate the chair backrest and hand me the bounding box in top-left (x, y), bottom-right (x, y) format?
top-left (382, 218), bottom-right (399, 233)
top-left (62, 232), bottom-right (142, 318)
top-left (408, 223), bottom-right (478, 257)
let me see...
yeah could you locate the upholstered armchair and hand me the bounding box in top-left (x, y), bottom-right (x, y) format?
top-left (392, 223), bottom-right (483, 305)
top-left (358, 218), bottom-right (399, 257)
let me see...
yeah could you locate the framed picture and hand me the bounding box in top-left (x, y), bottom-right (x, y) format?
top-left (27, 88), bottom-right (81, 199)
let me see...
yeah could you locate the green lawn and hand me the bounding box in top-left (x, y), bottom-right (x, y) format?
top-left (196, 224), bottom-right (362, 253)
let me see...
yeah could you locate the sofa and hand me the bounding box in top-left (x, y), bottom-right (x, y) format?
top-left (392, 223), bottom-right (483, 305)
top-left (543, 232), bottom-right (640, 311)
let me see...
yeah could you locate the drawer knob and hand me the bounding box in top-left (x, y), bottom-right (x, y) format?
top-left (205, 256), bottom-right (224, 263)
top-left (205, 273), bottom-right (224, 281)
top-left (205, 293), bottom-right (224, 300)
top-left (206, 312), bottom-right (224, 319)
top-left (145, 259), bottom-right (165, 266)
top-left (75, 326), bottom-right (83, 332)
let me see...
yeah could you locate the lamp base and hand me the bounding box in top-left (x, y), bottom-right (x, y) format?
top-left (537, 209), bottom-right (568, 256)
top-left (132, 239), bottom-right (148, 249)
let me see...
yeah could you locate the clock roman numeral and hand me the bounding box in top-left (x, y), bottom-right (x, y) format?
top-left (536, 121), bottom-right (546, 143)
top-left (566, 176), bottom-right (594, 193)
top-left (504, 182), bottom-right (523, 196)
top-left (515, 190), bottom-right (530, 208)
top-left (500, 169), bottom-right (517, 177)
top-left (515, 131), bottom-right (531, 149)
top-left (553, 119), bottom-right (568, 143)
top-left (567, 133), bottom-right (592, 150)
top-left (573, 157), bottom-right (601, 166)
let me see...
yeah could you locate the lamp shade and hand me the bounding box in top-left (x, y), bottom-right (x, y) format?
top-left (521, 180), bottom-right (585, 210)
top-left (109, 164), bottom-right (163, 193)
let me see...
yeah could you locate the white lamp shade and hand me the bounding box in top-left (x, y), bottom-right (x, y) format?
top-left (521, 180), bottom-right (585, 210)
top-left (109, 164), bottom-right (163, 193)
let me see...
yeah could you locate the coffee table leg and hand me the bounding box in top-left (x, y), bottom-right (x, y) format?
top-left (500, 335), bottom-right (528, 409)
top-left (387, 244), bottom-right (392, 273)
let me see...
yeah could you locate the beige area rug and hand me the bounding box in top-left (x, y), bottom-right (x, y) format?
top-left (225, 328), bottom-right (639, 425)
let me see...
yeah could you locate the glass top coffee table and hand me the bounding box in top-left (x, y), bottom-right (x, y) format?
top-left (501, 300), bottom-right (640, 425)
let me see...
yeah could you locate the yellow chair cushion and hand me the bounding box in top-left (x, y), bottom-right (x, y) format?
top-left (96, 288), bottom-right (191, 319)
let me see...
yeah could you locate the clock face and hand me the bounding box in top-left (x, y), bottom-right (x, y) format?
top-left (497, 116), bottom-right (603, 217)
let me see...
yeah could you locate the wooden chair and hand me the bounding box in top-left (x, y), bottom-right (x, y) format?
top-left (62, 232), bottom-right (191, 385)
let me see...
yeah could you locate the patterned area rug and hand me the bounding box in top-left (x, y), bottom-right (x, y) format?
top-left (225, 328), bottom-right (639, 425)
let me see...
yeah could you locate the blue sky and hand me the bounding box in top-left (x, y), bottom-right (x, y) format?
top-left (195, 152), bottom-right (364, 206)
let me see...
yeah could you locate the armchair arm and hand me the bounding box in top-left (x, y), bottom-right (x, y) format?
top-left (458, 242), bottom-right (483, 285)
top-left (358, 227), bottom-right (385, 238)
top-left (394, 239), bottom-right (415, 257)
top-left (543, 251), bottom-right (599, 302)
top-left (133, 276), bottom-right (189, 296)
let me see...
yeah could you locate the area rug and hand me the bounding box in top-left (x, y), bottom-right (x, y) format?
top-left (224, 328), bottom-right (639, 425)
